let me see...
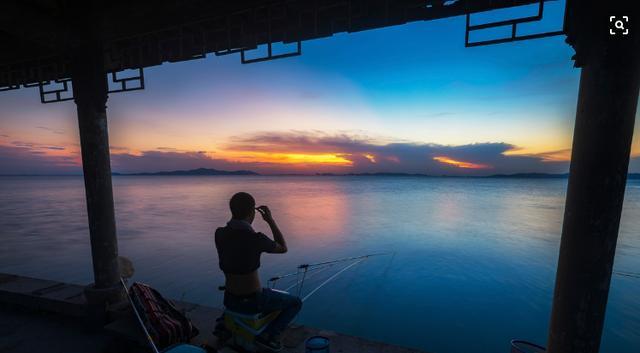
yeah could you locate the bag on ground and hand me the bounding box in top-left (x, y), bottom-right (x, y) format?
top-left (130, 282), bottom-right (199, 349)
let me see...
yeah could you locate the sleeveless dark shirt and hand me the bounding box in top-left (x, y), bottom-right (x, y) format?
top-left (215, 221), bottom-right (276, 275)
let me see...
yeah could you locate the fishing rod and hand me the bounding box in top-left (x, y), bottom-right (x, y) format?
top-left (268, 252), bottom-right (392, 285)
top-left (268, 262), bottom-right (338, 285)
top-left (277, 262), bottom-right (339, 291)
top-left (298, 252), bottom-right (391, 269)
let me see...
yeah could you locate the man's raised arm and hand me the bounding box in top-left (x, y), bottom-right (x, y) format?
top-left (257, 205), bottom-right (287, 253)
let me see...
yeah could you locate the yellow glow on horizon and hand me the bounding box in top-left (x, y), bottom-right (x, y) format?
top-left (220, 151), bottom-right (353, 166)
top-left (433, 156), bottom-right (490, 169)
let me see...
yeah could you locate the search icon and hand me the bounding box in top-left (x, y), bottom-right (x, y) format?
top-left (609, 16), bottom-right (629, 36)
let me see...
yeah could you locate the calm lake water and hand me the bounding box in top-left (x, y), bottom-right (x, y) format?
top-left (0, 176), bottom-right (638, 353)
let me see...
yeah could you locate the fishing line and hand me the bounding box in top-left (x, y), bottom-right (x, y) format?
top-left (295, 266), bottom-right (302, 296)
top-left (301, 258), bottom-right (366, 302)
top-left (348, 252), bottom-right (397, 331)
top-left (614, 270), bottom-right (640, 279)
top-left (297, 266), bottom-right (308, 297)
top-left (283, 252), bottom-right (392, 329)
top-left (377, 251), bottom-right (396, 287)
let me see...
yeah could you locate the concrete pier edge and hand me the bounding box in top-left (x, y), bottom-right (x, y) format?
top-left (0, 272), bottom-right (428, 353)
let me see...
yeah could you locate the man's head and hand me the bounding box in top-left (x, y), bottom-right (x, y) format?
top-left (230, 192), bottom-right (256, 223)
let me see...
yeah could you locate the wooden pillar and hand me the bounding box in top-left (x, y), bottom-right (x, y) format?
top-left (71, 37), bottom-right (122, 314)
top-left (547, 1), bottom-right (639, 352)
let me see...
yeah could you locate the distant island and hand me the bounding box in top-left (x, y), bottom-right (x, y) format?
top-left (488, 173), bottom-right (639, 180)
top-left (110, 170), bottom-right (640, 179)
top-left (317, 172), bottom-right (573, 178)
top-left (115, 168), bottom-right (259, 176)
top-left (315, 172), bottom-right (640, 179)
top-left (488, 173), bottom-right (569, 178)
top-left (315, 172), bottom-right (435, 177)
top-left (6, 170), bottom-right (640, 179)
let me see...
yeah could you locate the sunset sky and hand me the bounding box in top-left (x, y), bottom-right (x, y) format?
top-left (1, 2), bottom-right (639, 176)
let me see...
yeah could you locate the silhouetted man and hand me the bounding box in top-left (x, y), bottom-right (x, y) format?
top-left (215, 192), bottom-right (302, 352)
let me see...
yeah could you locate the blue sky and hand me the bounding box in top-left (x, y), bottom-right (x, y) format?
top-left (1, 1), bottom-right (639, 175)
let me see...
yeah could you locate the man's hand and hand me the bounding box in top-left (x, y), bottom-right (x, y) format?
top-left (256, 205), bottom-right (274, 223)
top-left (257, 205), bottom-right (287, 253)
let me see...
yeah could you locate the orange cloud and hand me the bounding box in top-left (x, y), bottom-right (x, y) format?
top-left (3, 131), bottom-right (578, 175)
top-left (504, 148), bottom-right (572, 162)
top-left (433, 156), bottom-right (490, 169)
top-left (363, 153), bottom-right (377, 163)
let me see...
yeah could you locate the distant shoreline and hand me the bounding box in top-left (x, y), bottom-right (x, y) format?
top-left (2, 169), bottom-right (640, 179)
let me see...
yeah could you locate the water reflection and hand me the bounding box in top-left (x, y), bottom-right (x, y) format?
top-left (0, 176), bottom-right (638, 353)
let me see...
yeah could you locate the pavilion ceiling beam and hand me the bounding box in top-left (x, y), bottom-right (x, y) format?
top-left (0, 0), bottom-right (553, 88)
top-left (98, 0), bottom-right (547, 43)
top-left (0, 2), bottom-right (64, 52)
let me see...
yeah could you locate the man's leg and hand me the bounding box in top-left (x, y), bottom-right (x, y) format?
top-left (259, 288), bottom-right (302, 338)
top-left (223, 292), bottom-right (260, 314)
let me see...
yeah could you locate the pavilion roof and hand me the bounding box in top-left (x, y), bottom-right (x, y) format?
top-left (0, 0), bottom-right (545, 88)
